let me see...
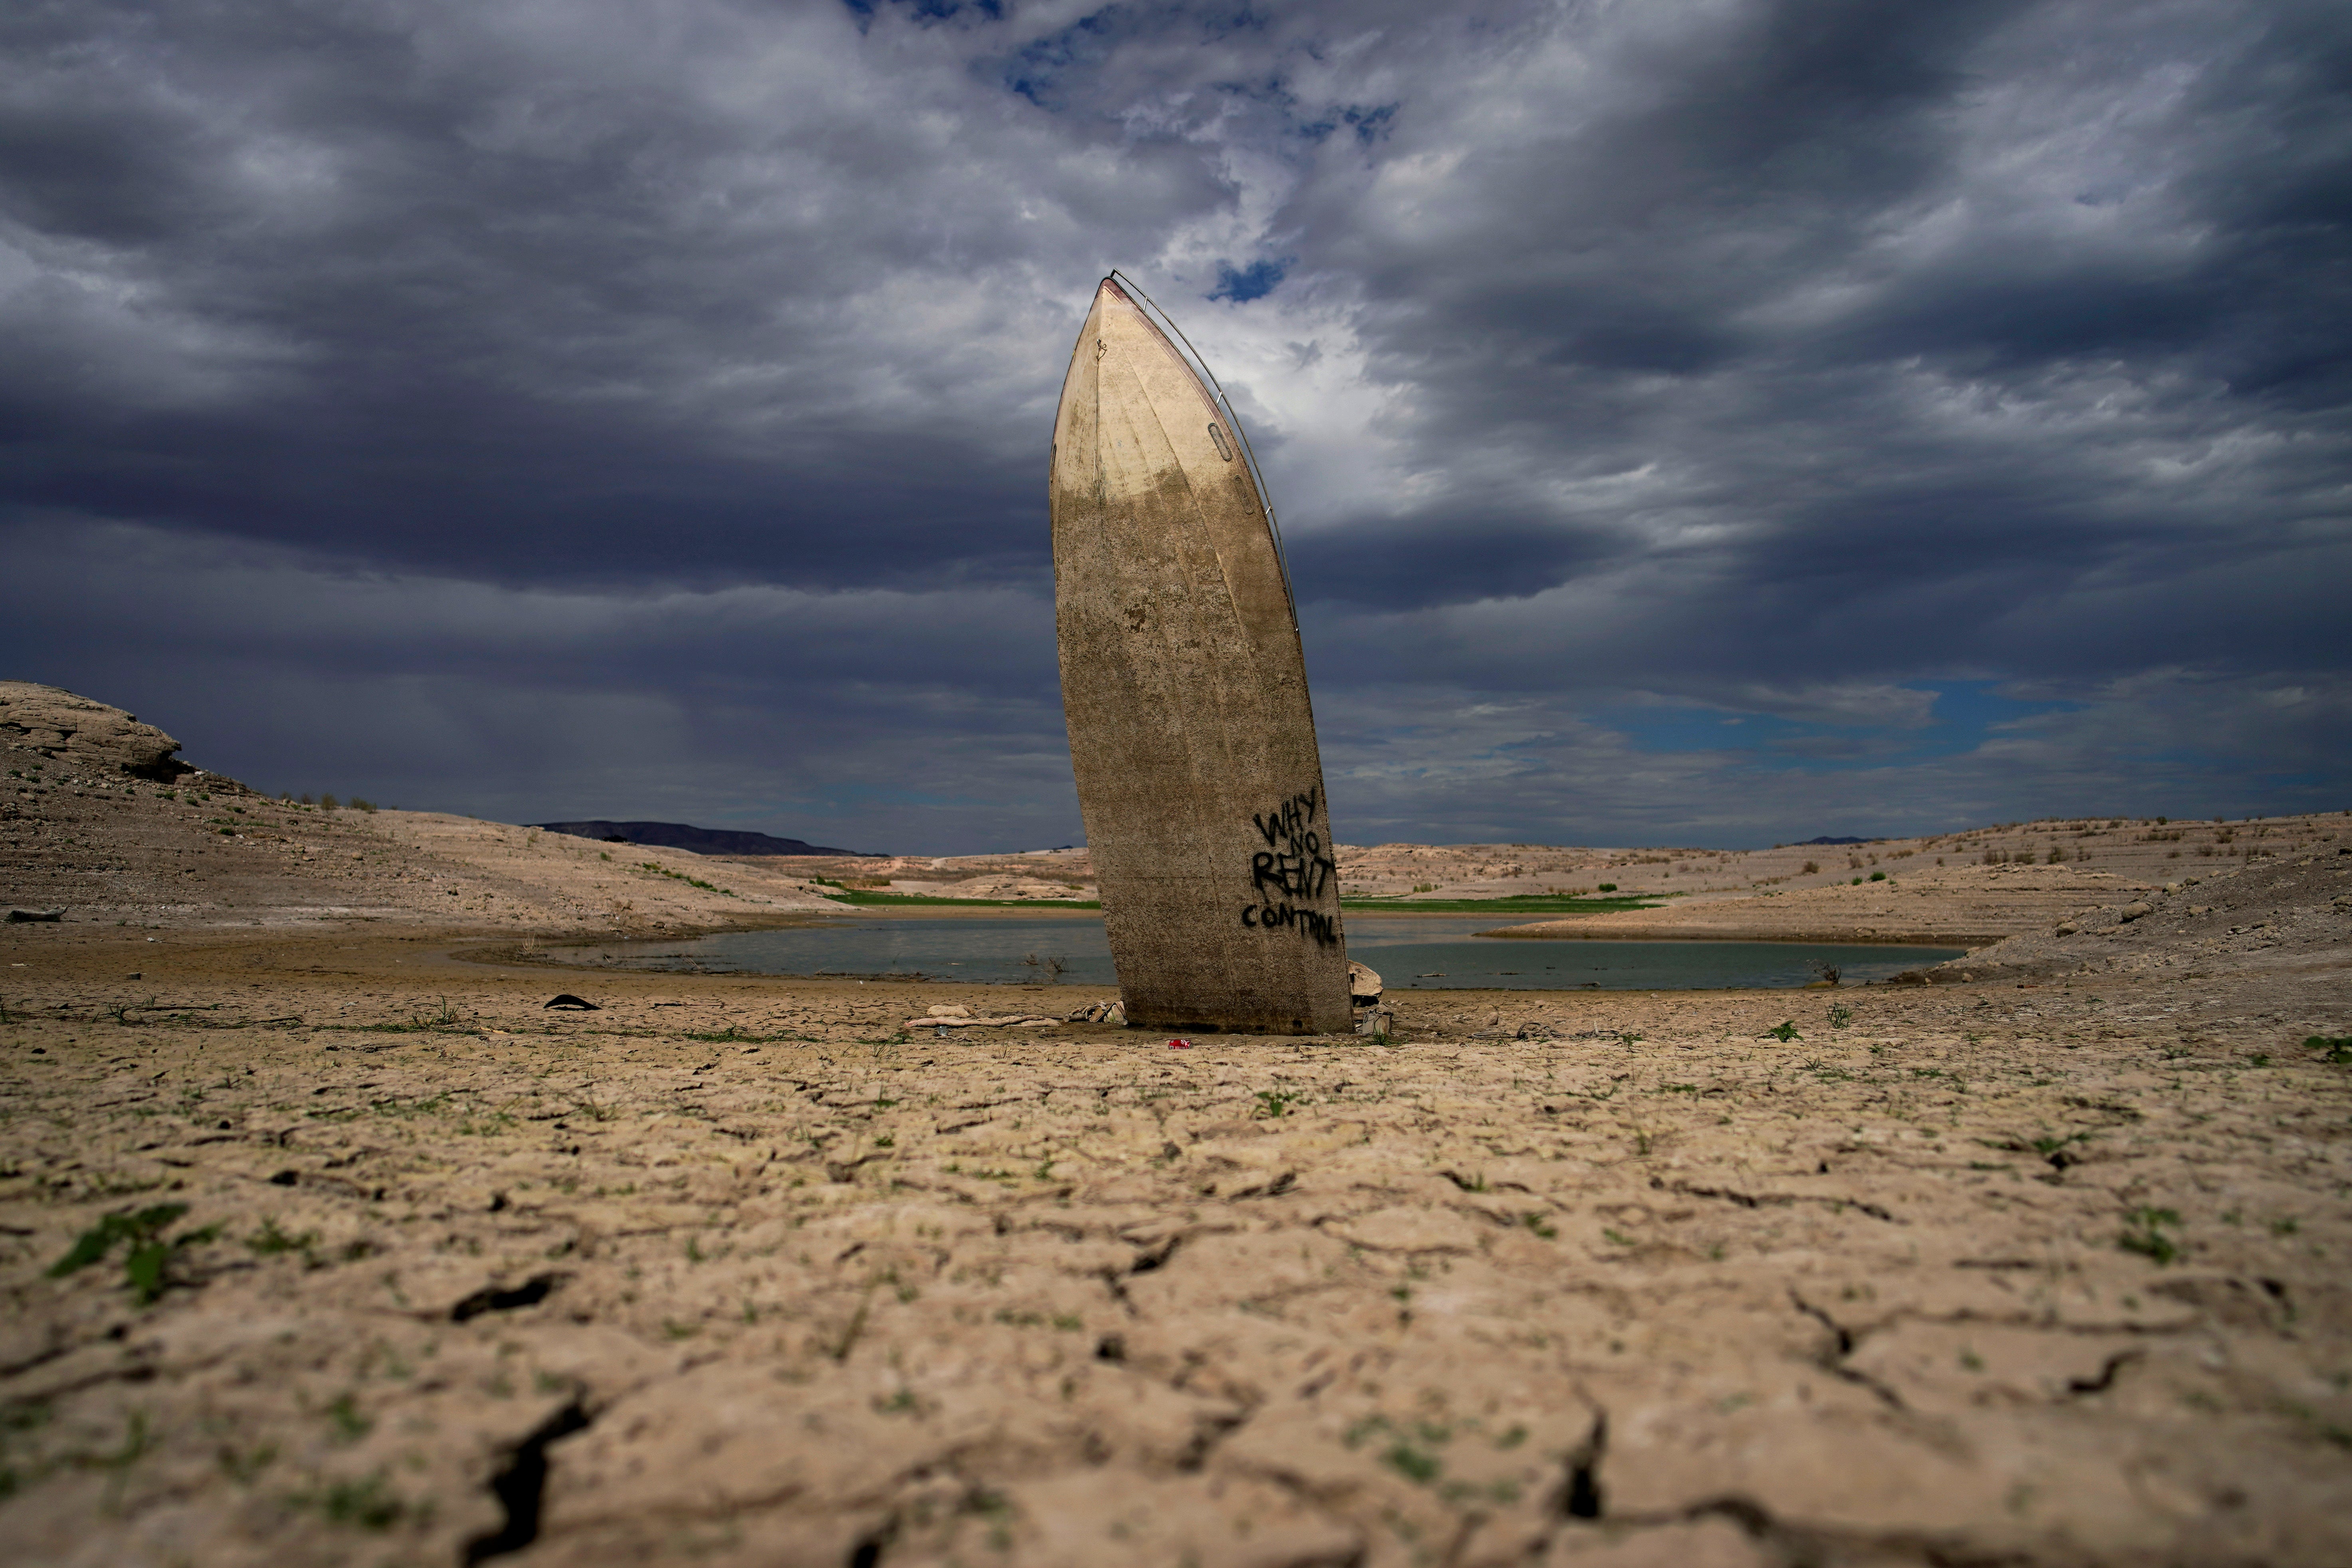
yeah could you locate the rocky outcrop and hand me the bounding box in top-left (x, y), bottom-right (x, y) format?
top-left (0, 681), bottom-right (192, 781)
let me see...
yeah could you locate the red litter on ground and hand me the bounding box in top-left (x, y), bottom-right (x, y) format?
top-left (1168, 1039), bottom-right (1191, 1049)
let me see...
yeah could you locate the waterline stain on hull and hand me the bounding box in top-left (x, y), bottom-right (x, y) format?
top-left (1050, 277), bottom-right (1351, 1034)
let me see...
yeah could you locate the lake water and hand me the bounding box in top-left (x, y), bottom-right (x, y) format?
top-left (549, 915), bottom-right (1963, 991)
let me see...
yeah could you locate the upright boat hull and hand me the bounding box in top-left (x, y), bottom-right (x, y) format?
top-left (1050, 277), bottom-right (1351, 1034)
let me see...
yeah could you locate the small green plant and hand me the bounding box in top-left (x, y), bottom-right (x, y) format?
top-left (1869, 870), bottom-right (1887, 881)
top-left (1383, 1441), bottom-right (1442, 1483)
top-left (1766, 1020), bottom-right (1801, 1042)
top-left (1522, 1212), bottom-right (1557, 1240)
top-left (1597, 882), bottom-right (1618, 892)
top-left (295, 1471), bottom-right (406, 1530)
top-left (2119, 1206), bottom-right (2183, 1265)
top-left (1826, 1002), bottom-right (1855, 1029)
top-left (217, 1440), bottom-right (278, 1483)
top-left (2031, 1132), bottom-right (2090, 1160)
top-left (246, 1218), bottom-right (320, 1262)
top-left (1254, 1089), bottom-right (1301, 1118)
top-left (2307, 1036), bottom-right (2352, 1064)
top-left (48, 1204), bottom-right (220, 1305)
top-left (324, 1392), bottom-right (372, 1442)
top-left (637, 861), bottom-right (737, 897)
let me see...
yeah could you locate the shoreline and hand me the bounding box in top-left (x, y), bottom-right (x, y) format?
top-left (1473, 924), bottom-right (1999, 946)
top-left (501, 922), bottom-right (1972, 993)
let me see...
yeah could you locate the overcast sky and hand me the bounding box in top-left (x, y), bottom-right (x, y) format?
top-left (3, 0), bottom-right (2345, 852)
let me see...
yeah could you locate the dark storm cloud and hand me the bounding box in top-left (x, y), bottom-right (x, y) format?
top-left (1285, 498), bottom-right (1613, 609)
top-left (0, 0), bottom-right (1226, 590)
top-left (2, 518), bottom-right (1082, 850)
top-left (0, 0), bottom-right (2344, 848)
top-left (1260, 0), bottom-right (2350, 844)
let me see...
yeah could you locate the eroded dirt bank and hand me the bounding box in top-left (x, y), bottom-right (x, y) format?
top-left (3, 924), bottom-right (2349, 1568)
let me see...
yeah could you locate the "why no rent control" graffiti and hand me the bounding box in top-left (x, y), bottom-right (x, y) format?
top-left (1241, 785), bottom-right (1339, 947)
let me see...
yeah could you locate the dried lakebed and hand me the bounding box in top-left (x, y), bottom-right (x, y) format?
top-left (548, 917), bottom-right (1964, 991)
top-left (2, 924), bottom-right (2348, 1568)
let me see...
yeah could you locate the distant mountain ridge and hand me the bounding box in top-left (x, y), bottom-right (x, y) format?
top-left (536, 820), bottom-right (877, 857)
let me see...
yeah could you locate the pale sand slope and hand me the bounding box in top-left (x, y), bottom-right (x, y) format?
top-left (1, 749), bottom-right (841, 937)
top-left (1482, 840), bottom-right (2352, 951)
top-left (743, 819), bottom-right (2352, 947)
top-left (1335, 815), bottom-right (2348, 904)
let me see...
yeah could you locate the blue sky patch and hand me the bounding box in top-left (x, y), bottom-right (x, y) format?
top-left (1210, 259), bottom-right (1287, 303)
top-left (1598, 682), bottom-right (2077, 773)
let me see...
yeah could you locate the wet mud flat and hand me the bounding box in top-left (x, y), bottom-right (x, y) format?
top-left (2, 929), bottom-right (2350, 1567)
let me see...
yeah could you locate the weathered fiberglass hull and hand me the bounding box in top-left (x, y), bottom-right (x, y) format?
top-left (1049, 276), bottom-right (1351, 1034)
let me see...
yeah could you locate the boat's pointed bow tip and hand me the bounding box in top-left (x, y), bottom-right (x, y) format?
top-left (1097, 275), bottom-right (1134, 306)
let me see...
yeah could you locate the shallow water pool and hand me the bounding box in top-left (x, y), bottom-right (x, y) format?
top-left (550, 915), bottom-right (1962, 991)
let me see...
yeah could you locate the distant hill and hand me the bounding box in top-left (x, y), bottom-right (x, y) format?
top-left (1792, 835), bottom-right (1871, 845)
top-left (536, 820), bottom-right (877, 857)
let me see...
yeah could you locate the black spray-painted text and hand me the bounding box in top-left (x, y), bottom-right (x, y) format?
top-left (1242, 784), bottom-right (1339, 947)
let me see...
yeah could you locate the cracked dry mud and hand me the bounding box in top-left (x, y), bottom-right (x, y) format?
top-left (4, 933), bottom-right (2350, 1568)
